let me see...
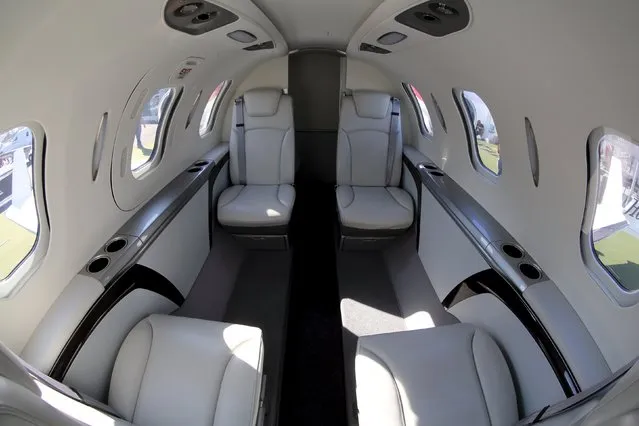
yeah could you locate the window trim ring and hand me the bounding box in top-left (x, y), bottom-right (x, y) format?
top-left (581, 126), bottom-right (639, 307)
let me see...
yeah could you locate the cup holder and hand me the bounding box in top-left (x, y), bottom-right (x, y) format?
top-left (187, 166), bottom-right (203, 173)
top-left (502, 244), bottom-right (524, 259)
top-left (105, 238), bottom-right (127, 253)
top-left (429, 170), bottom-right (444, 177)
top-left (519, 263), bottom-right (542, 280)
top-left (87, 256), bottom-right (109, 274)
top-left (193, 160), bottom-right (209, 167)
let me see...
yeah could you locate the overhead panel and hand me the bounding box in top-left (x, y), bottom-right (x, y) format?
top-left (164, 0), bottom-right (239, 36)
top-left (395, 0), bottom-right (470, 37)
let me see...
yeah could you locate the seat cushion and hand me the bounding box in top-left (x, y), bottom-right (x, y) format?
top-left (109, 315), bottom-right (263, 426)
top-left (355, 324), bottom-right (517, 426)
top-left (218, 184), bottom-right (295, 230)
top-left (336, 185), bottom-right (413, 234)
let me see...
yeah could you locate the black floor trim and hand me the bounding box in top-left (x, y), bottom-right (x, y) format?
top-left (49, 265), bottom-right (183, 381)
top-left (279, 180), bottom-right (349, 426)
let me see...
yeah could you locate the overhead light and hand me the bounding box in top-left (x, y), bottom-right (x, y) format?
top-left (174, 3), bottom-right (203, 17)
top-left (227, 30), bottom-right (257, 44)
top-left (429, 2), bottom-right (459, 16)
top-left (377, 32), bottom-right (407, 45)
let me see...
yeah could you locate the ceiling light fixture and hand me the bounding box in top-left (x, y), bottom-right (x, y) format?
top-left (377, 32), bottom-right (407, 45)
top-left (227, 30), bottom-right (257, 44)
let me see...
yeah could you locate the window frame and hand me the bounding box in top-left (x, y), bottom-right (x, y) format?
top-left (453, 88), bottom-right (501, 182)
top-left (199, 80), bottom-right (232, 138)
top-left (131, 87), bottom-right (182, 179)
top-left (403, 83), bottom-right (434, 138)
top-left (582, 126), bottom-right (639, 306)
top-left (0, 122), bottom-right (49, 298)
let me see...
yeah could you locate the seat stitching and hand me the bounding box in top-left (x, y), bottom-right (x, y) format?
top-left (219, 186), bottom-right (246, 208)
top-left (385, 187), bottom-right (412, 212)
top-left (131, 318), bottom-right (154, 422)
top-left (360, 347), bottom-right (407, 426)
top-left (470, 330), bottom-right (493, 425)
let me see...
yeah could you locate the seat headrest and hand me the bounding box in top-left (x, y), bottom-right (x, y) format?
top-left (351, 91), bottom-right (392, 119)
top-left (243, 88), bottom-right (283, 117)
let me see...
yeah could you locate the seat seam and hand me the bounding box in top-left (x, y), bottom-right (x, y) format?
top-left (359, 347), bottom-right (407, 426)
top-left (278, 129), bottom-right (286, 183)
top-left (219, 186), bottom-right (246, 208)
top-left (578, 368), bottom-right (639, 424)
top-left (344, 130), bottom-right (353, 185)
top-left (214, 337), bottom-right (261, 426)
top-left (470, 330), bottom-right (494, 426)
top-left (277, 184), bottom-right (290, 207)
top-left (130, 319), bottom-right (154, 423)
top-left (338, 186), bottom-right (355, 209)
top-left (384, 187), bottom-right (412, 212)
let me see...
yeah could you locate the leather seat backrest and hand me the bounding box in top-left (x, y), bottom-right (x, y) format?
top-left (336, 91), bottom-right (402, 187)
top-left (230, 88), bottom-right (295, 186)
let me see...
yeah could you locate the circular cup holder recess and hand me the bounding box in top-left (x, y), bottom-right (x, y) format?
top-left (423, 164), bottom-right (438, 170)
top-left (502, 244), bottom-right (524, 259)
top-left (188, 166), bottom-right (203, 173)
top-left (429, 170), bottom-right (444, 177)
top-left (193, 160), bottom-right (209, 167)
top-left (87, 256), bottom-right (109, 274)
top-left (105, 238), bottom-right (127, 253)
top-left (416, 12), bottom-right (441, 23)
top-left (519, 263), bottom-right (542, 280)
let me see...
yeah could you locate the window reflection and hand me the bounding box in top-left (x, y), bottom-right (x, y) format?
top-left (592, 134), bottom-right (639, 291)
top-left (131, 88), bottom-right (174, 174)
top-left (461, 90), bottom-right (501, 175)
top-left (0, 126), bottom-right (38, 279)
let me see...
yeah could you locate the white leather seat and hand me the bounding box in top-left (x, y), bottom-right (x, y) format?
top-left (110, 315), bottom-right (263, 426)
top-left (355, 324), bottom-right (518, 426)
top-left (218, 88), bottom-right (295, 234)
top-left (336, 91), bottom-right (414, 236)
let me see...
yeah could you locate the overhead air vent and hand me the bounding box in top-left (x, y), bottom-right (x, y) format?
top-left (359, 43), bottom-right (391, 54)
top-left (243, 41), bottom-right (275, 51)
top-left (395, 0), bottom-right (470, 37)
top-left (227, 30), bottom-right (257, 44)
top-left (377, 32), bottom-right (407, 46)
top-left (164, 0), bottom-right (239, 36)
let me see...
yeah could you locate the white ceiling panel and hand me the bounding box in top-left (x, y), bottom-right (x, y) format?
top-left (253, 0), bottom-right (384, 49)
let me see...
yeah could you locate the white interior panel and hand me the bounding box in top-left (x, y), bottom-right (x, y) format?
top-left (345, 58), bottom-right (394, 93)
top-left (523, 281), bottom-right (611, 388)
top-left (0, 0), bottom-right (286, 353)
top-left (348, 0), bottom-right (639, 369)
top-left (252, 0), bottom-right (384, 49)
top-left (139, 185), bottom-right (210, 297)
top-left (418, 189), bottom-right (489, 301)
top-left (450, 293), bottom-right (564, 417)
top-left (63, 289), bottom-right (177, 401)
top-left (20, 275), bottom-right (104, 374)
top-left (221, 56), bottom-right (289, 141)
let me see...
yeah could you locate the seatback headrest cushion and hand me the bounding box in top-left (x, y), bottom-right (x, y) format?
top-left (243, 88), bottom-right (283, 117)
top-left (351, 91), bottom-right (392, 119)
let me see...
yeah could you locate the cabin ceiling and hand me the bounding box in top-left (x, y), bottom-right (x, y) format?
top-left (252, 0), bottom-right (384, 49)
